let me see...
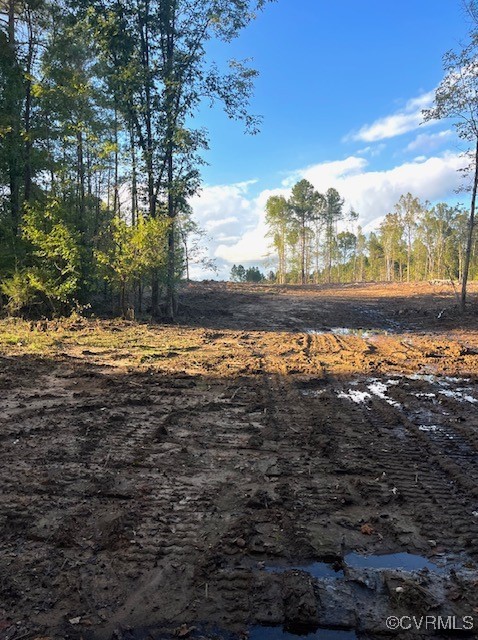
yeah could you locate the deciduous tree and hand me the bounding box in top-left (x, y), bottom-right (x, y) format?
top-left (424, 37), bottom-right (478, 310)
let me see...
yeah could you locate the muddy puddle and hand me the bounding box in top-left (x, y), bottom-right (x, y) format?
top-left (299, 373), bottom-right (478, 459)
top-left (98, 624), bottom-right (358, 640)
top-left (300, 388), bottom-right (327, 398)
top-left (265, 551), bottom-right (463, 577)
top-left (331, 374), bottom-right (477, 409)
top-left (248, 627), bottom-right (357, 639)
top-left (344, 551), bottom-right (444, 572)
top-left (305, 327), bottom-right (389, 338)
top-left (337, 379), bottom-right (401, 408)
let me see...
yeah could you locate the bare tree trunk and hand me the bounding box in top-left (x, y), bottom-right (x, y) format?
top-left (106, 167), bottom-right (111, 211)
top-left (137, 2), bottom-right (161, 315)
top-left (76, 128), bottom-right (87, 299)
top-left (327, 222), bottom-right (333, 283)
top-left (165, 151), bottom-right (176, 318)
top-left (86, 141), bottom-right (92, 198)
top-left (77, 129), bottom-right (86, 232)
top-left (130, 123), bottom-right (138, 226)
top-left (280, 228), bottom-right (286, 284)
top-left (461, 138), bottom-right (478, 312)
top-left (24, 7), bottom-right (34, 204)
top-left (182, 231), bottom-right (190, 282)
top-left (113, 104), bottom-right (120, 216)
top-left (300, 223), bottom-right (306, 285)
top-left (164, 0), bottom-right (178, 319)
top-left (314, 232), bottom-right (320, 284)
top-left (138, 1), bottom-right (156, 220)
top-left (121, 281), bottom-right (126, 317)
top-left (7, 0), bottom-right (21, 240)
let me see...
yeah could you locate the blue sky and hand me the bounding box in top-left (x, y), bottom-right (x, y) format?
top-left (189, 0), bottom-right (473, 278)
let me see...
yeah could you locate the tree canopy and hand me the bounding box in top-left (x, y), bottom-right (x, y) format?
top-left (264, 184), bottom-right (472, 286)
top-left (0, 0), bottom-right (273, 318)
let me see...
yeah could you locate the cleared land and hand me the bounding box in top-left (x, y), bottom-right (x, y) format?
top-left (1, 281), bottom-right (478, 639)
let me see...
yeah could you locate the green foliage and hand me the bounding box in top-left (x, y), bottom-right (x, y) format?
top-left (245, 266), bottom-right (265, 282)
top-left (96, 215), bottom-right (169, 312)
top-left (230, 264), bottom-right (264, 282)
top-left (2, 198), bottom-right (84, 314)
top-left (265, 195), bottom-right (289, 284)
top-left (424, 39), bottom-right (478, 143)
top-left (289, 180), bottom-right (324, 239)
top-left (0, 209), bottom-right (18, 274)
top-left (1, 270), bottom-right (41, 316)
top-left (79, 0), bottom-right (273, 316)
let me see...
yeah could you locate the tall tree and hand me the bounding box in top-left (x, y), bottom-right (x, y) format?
top-left (394, 193), bottom-right (423, 282)
top-left (1, 0), bottom-right (25, 245)
top-left (417, 203), bottom-right (459, 279)
top-left (355, 226), bottom-right (367, 281)
top-left (84, 0), bottom-right (271, 317)
top-left (323, 188), bottom-right (344, 283)
top-left (265, 194), bottom-right (289, 284)
top-left (379, 213), bottom-right (404, 282)
top-left (336, 231), bottom-right (356, 282)
top-left (289, 179), bottom-right (323, 284)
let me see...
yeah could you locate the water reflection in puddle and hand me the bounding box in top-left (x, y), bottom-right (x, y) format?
top-left (336, 378), bottom-right (402, 408)
top-left (366, 380), bottom-right (401, 408)
top-left (102, 625), bottom-right (357, 640)
top-left (419, 424), bottom-right (440, 433)
top-left (418, 423), bottom-right (458, 441)
top-left (344, 551), bottom-right (443, 573)
top-left (249, 627), bottom-right (357, 639)
top-left (438, 388), bottom-right (478, 404)
top-left (305, 327), bottom-right (388, 338)
top-left (337, 389), bottom-right (371, 405)
top-left (265, 553), bottom-right (448, 578)
top-left (300, 389), bottom-right (326, 398)
top-left (333, 374), bottom-right (477, 408)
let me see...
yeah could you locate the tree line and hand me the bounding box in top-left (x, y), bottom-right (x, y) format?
top-left (265, 182), bottom-right (476, 287)
top-left (0, 0), bottom-right (270, 318)
top-left (230, 264), bottom-right (265, 282)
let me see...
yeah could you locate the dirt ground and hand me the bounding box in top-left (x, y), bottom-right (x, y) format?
top-left (1, 281), bottom-right (478, 640)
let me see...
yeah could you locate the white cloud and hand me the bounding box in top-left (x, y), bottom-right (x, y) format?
top-left (187, 182), bottom-right (285, 278)
top-left (283, 156), bottom-right (367, 188)
top-left (214, 187), bottom-right (289, 264)
top-left (215, 213), bottom-right (269, 263)
top-left (190, 181), bottom-right (257, 229)
top-left (404, 129), bottom-right (454, 153)
top-left (204, 216), bottom-right (239, 231)
top-left (357, 143), bottom-right (386, 157)
top-left (298, 152), bottom-right (466, 228)
top-left (189, 152), bottom-right (468, 279)
top-left (345, 90), bottom-right (436, 143)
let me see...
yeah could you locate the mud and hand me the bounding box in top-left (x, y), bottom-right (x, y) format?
top-left (1, 281), bottom-right (478, 639)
